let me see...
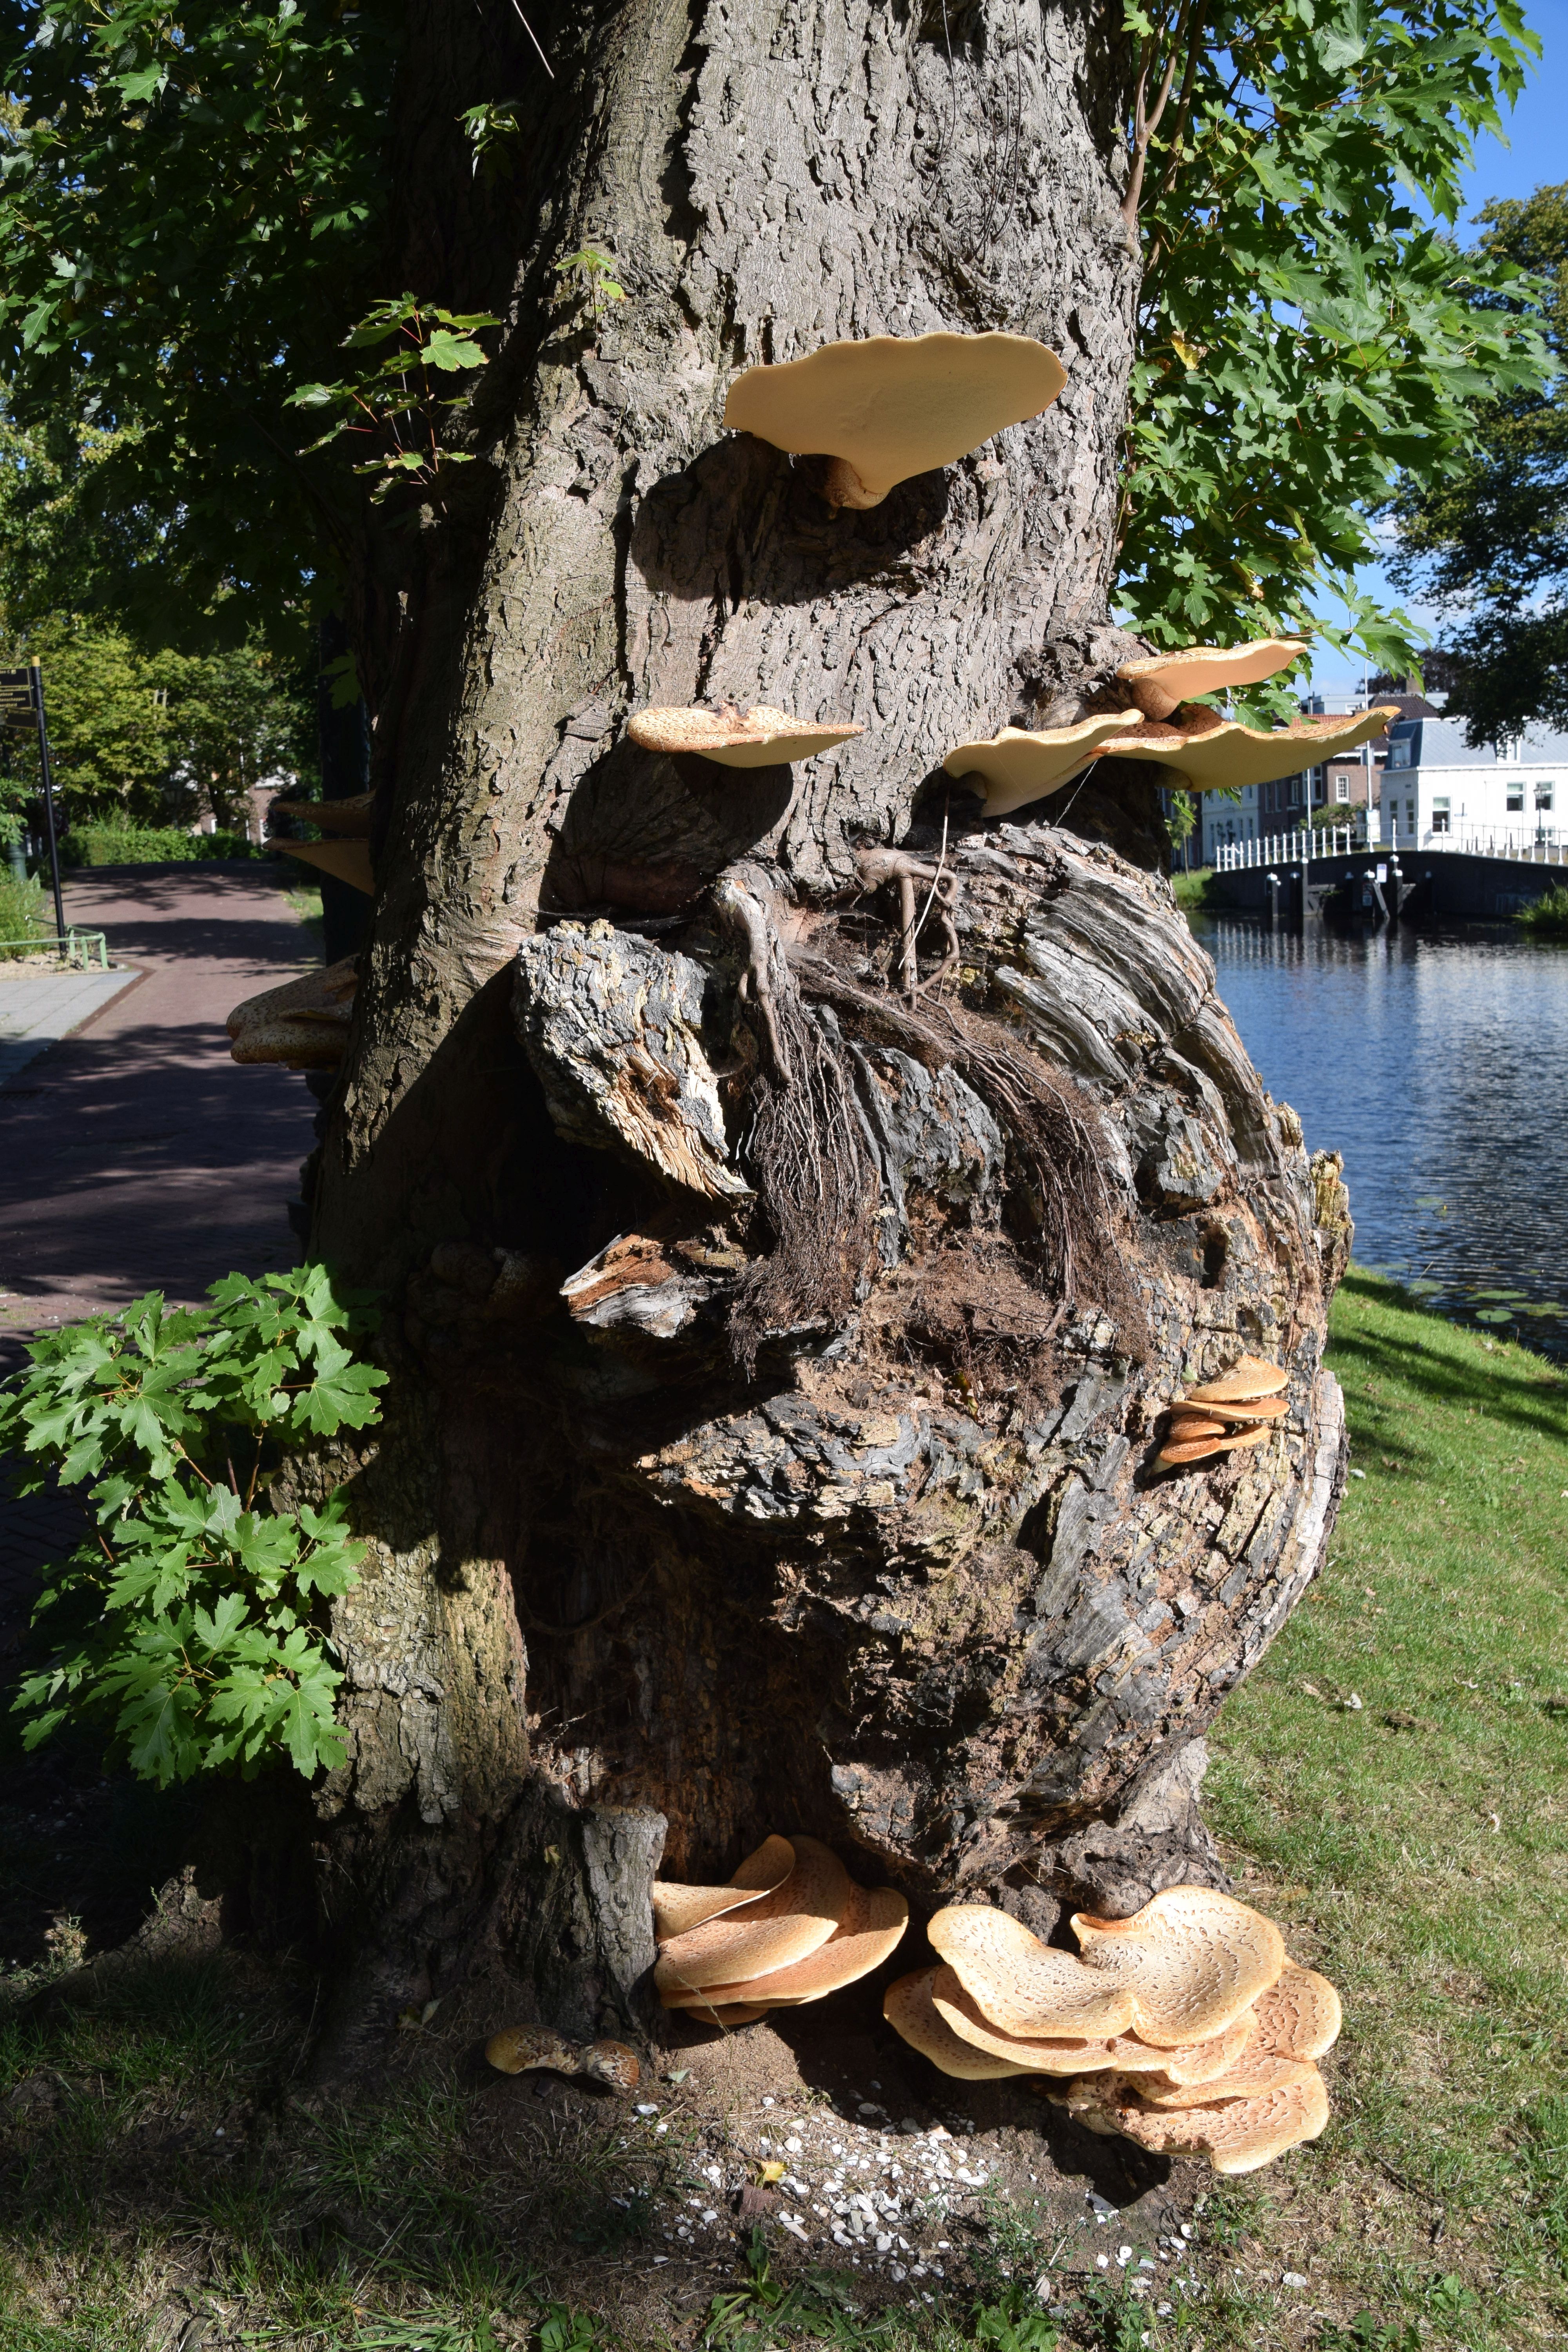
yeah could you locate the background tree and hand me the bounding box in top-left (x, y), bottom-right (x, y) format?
top-left (0, 1), bottom-right (1546, 2054)
top-left (1389, 180), bottom-right (1567, 742)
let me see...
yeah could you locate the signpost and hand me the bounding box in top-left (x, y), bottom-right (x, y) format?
top-left (0, 659), bottom-right (67, 942)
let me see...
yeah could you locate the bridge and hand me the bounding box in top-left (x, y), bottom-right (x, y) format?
top-left (1204, 820), bottom-right (1568, 924)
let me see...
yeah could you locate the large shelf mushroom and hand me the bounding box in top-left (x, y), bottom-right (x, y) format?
top-left (724, 331), bottom-right (1067, 512)
top-left (885, 1885), bottom-right (1339, 2175)
top-left (1103, 702), bottom-right (1400, 797)
top-left (270, 789), bottom-right (376, 895)
top-left (225, 956), bottom-right (358, 1070)
top-left (942, 713), bottom-right (1147, 819)
top-left (1158, 1353), bottom-right (1290, 1468)
top-left (628, 704), bottom-right (864, 769)
top-left (653, 1834), bottom-right (908, 2026)
top-left (1116, 639), bottom-right (1307, 722)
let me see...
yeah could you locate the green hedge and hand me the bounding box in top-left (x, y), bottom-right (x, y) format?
top-left (62, 823), bottom-right (269, 866)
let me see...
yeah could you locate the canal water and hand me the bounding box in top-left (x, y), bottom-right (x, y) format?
top-left (1190, 915), bottom-right (1568, 1355)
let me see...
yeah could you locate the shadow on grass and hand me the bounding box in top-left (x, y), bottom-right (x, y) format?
top-left (1330, 1269), bottom-right (1566, 1450)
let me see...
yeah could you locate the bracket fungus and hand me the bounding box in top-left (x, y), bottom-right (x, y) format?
top-left (485, 2025), bottom-right (641, 2094)
top-left (886, 1885), bottom-right (1339, 2173)
top-left (628, 703), bottom-right (864, 768)
top-left (225, 956), bottom-right (358, 1071)
top-left (1102, 703), bottom-right (1400, 797)
top-left (1116, 639), bottom-right (1307, 723)
top-left (723, 330), bottom-right (1067, 512)
top-left (654, 1835), bottom-right (907, 2018)
top-left (276, 836), bottom-right (374, 896)
top-left (1159, 1354), bottom-right (1291, 1466)
top-left (942, 713), bottom-right (1146, 819)
top-left (270, 788), bottom-right (374, 838)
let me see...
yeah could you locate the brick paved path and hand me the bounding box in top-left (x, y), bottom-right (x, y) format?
top-left (0, 864), bottom-right (319, 1633)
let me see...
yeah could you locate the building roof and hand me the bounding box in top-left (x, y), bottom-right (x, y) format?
top-left (1387, 716), bottom-right (1568, 768)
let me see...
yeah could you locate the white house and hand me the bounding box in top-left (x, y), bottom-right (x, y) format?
top-left (1378, 717), bottom-right (1568, 849)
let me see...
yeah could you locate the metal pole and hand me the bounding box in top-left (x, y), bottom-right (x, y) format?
top-left (30, 660), bottom-right (66, 943)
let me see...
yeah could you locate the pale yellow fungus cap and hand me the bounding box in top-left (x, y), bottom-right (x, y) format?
top-left (671, 1883), bottom-right (909, 2008)
top-left (1248, 1960), bottom-right (1343, 2061)
top-left (882, 1967), bottom-right (1042, 2079)
top-left (270, 788), bottom-right (375, 838)
top-left (1116, 639), bottom-right (1307, 722)
top-left (1103, 706), bottom-right (1399, 795)
top-left (1138, 2051), bottom-right (1317, 2110)
top-left (927, 1967), bottom-right (1105, 2073)
top-left (652, 1835), bottom-right (797, 1942)
top-left (628, 704), bottom-right (864, 769)
top-left (1070, 1886), bottom-right (1286, 2048)
top-left (1157, 1424), bottom-right (1271, 1467)
top-left (1180, 1355), bottom-right (1289, 1404)
top-left (942, 713), bottom-right (1145, 817)
top-left (927, 1905), bottom-right (1138, 2041)
top-left (724, 331), bottom-right (1067, 510)
top-left (683, 2000), bottom-right (774, 2027)
top-left (226, 958), bottom-right (357, 1041)
top-left (653, 1834), bottom-right (850, 1999)
top-left (277, 838), bottom-right (374, 897)
top-left (1077, 2066), bottom-right (1330, 2174)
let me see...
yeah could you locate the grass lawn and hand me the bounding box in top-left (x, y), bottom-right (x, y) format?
top-left (1, 1272), bottom-right (1564, 2351)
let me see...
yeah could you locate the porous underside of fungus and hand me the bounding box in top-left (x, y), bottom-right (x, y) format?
top-left (1116, 638), bottom-right (1307, 722)
top-left (941, 713), bottom-right (1145, 818)
top-left (628, 702), bottom-right (864, 768)
top-left (722, 330), bottom-right (1067, 510)
top-left (270, 788), bottom-right (375, 837)
top-left (885, 1886), bottom-right (1338, 2173)
top-left (653, 1835), bottom-right (907, 2013)
top-left (277, 836), bottom-right (374, 895)
top-left (1103, 705), bottom-right (1400, 795)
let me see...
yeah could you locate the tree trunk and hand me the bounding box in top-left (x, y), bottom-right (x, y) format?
top-left (298, 0), bottom-right (1348, 2049)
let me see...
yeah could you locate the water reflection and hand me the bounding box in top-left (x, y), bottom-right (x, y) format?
top-left (1191, 915), bottom-right (1568, 1354)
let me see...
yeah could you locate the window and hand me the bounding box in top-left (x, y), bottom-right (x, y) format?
top-left (1387, 739), bottom-right (1411, 768)
top-left (1508, 781), bottom-right (1524, 811)
top-left (1537, 782), bottom-right (1554, 812)
top-left (1335, 775), bottom-right (1350, 803)
top-left (1432, 797), bottom-right (1451, 835)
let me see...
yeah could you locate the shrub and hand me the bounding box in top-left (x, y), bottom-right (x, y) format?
top-left (0, 864), bottom-right (49, 955)
top-left (1516, 884), bottom-right (1568, 940)
top-left (62, 822), bottom-right (267, 866)
top-left (0, 1266), bottom-right (386, 1786)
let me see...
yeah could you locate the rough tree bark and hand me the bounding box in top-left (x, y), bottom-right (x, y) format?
top-left (293, 0), bottom-right (1350, 2051)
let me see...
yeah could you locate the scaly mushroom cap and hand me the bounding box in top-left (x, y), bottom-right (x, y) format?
top-left (270, 788), bottom-right (376, 838)
top-left (1248, 1960), bottom-right (1343, 2061)
top-left (1116, 639), bottom-right (1307, 722)
top-left (1164, 1412), bottom-right (1230, 1445)
top-left (670, 1883), bottom-right (909, 2009)
top-left (628, 704), bottom-right (864, 769)
top-left (485, 2025), bottom-right (586, 2077)
top-left (1157, 1424), bottom-right (1272, 1467)
top-left (1070, 1887), bottom-right (1287, 2048)
top-left (941, 713), bottom-right (1146, 818)
top-left (723, 331), bottom-right (1067, 510)
top-left (1138, 2052), bottom-right (1317, 2110)
top-left (277, 837), bottom-right (374, 896)
top-left (883, 1967), bottom-right (1042, 2079)
top-left (581, 2040), bottom-right (642, 2094)
top-left (1080, 2067), bottom-right (1330, 2174)
top-left (652, 1835), bottom-right (797, 1942)
top-left (1103, 706), bottom-right (1399, 795)
top-left (226, 958), bottom-right (358, 1040)
top-left (1180, 1355), bottom-right (1289, 1404)
top-left (654, 1834), bottom-right (851, 1998)
top-left (927, 1968), bottom-right (1109, 2073)
top-left (927, 1906), bottom-right (1138, 2041)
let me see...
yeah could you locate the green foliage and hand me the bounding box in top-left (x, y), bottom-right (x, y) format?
top-left (1514, 882), bottom-right (1568, 938)
top-left (1119, 0), bottom-right (1550, 691)
top-left (0, 1266), bottom-right (386, 1787)
top-left (62, 820), bottom-right (264, 864)
top-left (288, 295), bottom-right (499, 505)
top-left (552, 246), bottom-right (627, 327)
top-left (0, 0), bottom-right (399, 644)
top-left (0, 858), bottom-right (45, 949)
top-left (1389, 181), bottom-right (1568, 740)
top-left (971, 2281), bottom-right (1061, 2352)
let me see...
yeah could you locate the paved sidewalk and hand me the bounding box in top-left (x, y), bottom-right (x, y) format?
top-left (0, 865), bottom-right (318, 1339)
top-left (0, 963), bottom-right (141, 1085)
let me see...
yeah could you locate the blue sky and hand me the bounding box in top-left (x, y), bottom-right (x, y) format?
top-left (1310, 0), bottom-right (1566, 693)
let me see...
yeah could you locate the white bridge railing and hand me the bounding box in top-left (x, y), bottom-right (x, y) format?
top-left (1214, 820), bottom-right (1568, 872)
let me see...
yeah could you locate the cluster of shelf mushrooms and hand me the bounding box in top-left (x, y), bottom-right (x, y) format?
top-left (885, 1886), bottom-right (1338, 2175)
top-left (225, 954), bottom-right (357, 1071)
top-left (652, 1834), bottom-right (909, 2024)
top-left (227, 328), bottom-right (1398, 1068)
top-left (1157, 1353), bottom-right (1290, 1469)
